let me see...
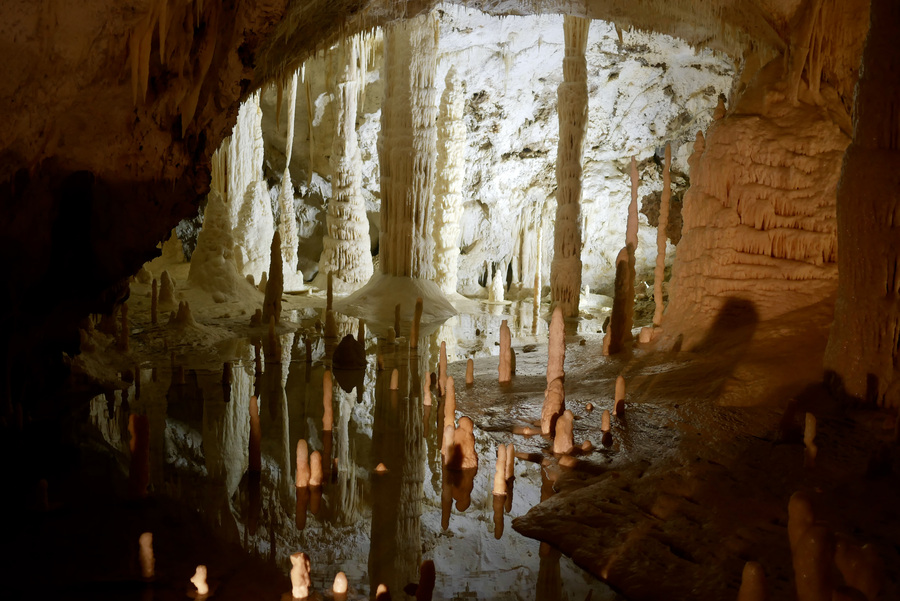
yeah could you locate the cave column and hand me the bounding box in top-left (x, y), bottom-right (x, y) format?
top-left (279, 71), bottom-right (302, 290)
top-left (378, 12), bottom-right (440, 279)
top-left (550, 16), bottom-right (590, 317)
top-left (824, 0), bottom-right (900, 407)
top-left (320, 34), bottom-right (374, 292)
top-left (432, 66), bottom-right (465, 295)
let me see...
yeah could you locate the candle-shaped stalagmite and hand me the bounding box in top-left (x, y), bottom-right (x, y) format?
top-left (390, 368), bottom-right (399, 390)
top-left (493, 493), bottom-right (505, 540)
top-left (552, 410), bottom-right (575, 454)
top-left (290, 552), bottom-right (312, 599)
top-left (411, 297), bottom-right (423, 348)
top-left (309, 451), bottom-right (323, 487)
top-left (191, 565), bottom-right (209, 596)
top-left (296, 440), bottom-right (310, 487)
top-left (249, 396), bottom-right (261, 473)
top-left (653, 143), bottom-right (671, 327)
top-left (139, 532), bottom-right (155, 579)
top-left (736, 561), bottom-right (767, 601)
top-left (804, 412), bottom-right (817, 468)
top-left (151, 278), bottom-right (158, 324)
top-left (423, 381), bottom-right (432, 406)
top-left (465, 358), bottom-right (474, 385)
top-left (439, 341), bottom-right (448, 395)
top-left (498, 320), bottom-right (512, 383)
top-left (601, 409), bottom-right (611, 433)
top-left (793, 525), bottom-right (835, 601)
top-left (541, 378), bottom-right (565, 435)
top-left (333, 571), bottom-right (349, 595)
top-left (614, 375), bottom-right (626, 416)
top-left (441, 424), bottom-right (454, 461)
top-left (492, 445), bottom-right (508, 495)
top-left (546, 307), bottom-right (566, 384)
top-left (444, 377), bottom-right (456, 425)
top-left (505, 443), bottom-right (515, 480)
top-left (323, 370), bottom-right (334, 431)
top-left (262, 231), bottom-right (283, 324)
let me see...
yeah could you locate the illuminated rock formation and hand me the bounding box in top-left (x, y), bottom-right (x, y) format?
top-left (290, 552), bottom-right (312, 599)
top-left (432, 67), bottom-right (465, 295)
top-left (191, 565), bottom-right (209, 596)
top-left (321, 34), bottom-right (374, 293)
top-left (550, 16), bottom-right (589, 317)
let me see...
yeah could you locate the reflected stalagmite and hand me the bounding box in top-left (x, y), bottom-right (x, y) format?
top-left (552, 410), bottom-right (574, 454)
top-left (493, 445), bottom-right (508, 495)
top-left (439, 341), bottom-right (447, 395)
top-left (601, 409), bottom-right (611, 433)
top-left (296, 440), bottom-right (310, 487)
top-left (416, 560), bottom-right (436, 601)
top-left (448, 416), bottom-right (478, 470)
top-left (309, 451), bottom-right (323, 486)
top-left (190, 565), bottom-right (209, 596)
top-left (159, 270), bottom-right (176, 308)
top-left (390, 368), bottom-right (400, 390)
top-left (505, 443), bottom-right (516, 479)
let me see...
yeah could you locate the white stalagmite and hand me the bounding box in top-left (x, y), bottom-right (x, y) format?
top-left (432, 66), bottom-right (466, 295)
top-left (188, 189), bottom-right (245, 299)
top-left (653, 144), bottom-right (671, 327)
top-left (550, 16), bottom-right (589, 318)
top-left (321, 34), bottom-right (374, 293)
top-left (378, 12), bottom-right (439, 279)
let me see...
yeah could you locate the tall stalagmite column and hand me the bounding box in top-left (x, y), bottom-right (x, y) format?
top-left (278, 71), bottom-right (301, 288)
top-left (321, 35), bottom-right (374, 292)
top-left (379, 13), bottom-right (440, 279)
top-left (825, 0), bottom-right (900, 408)
top-left (550, 16), bottom-right (589, 317)
top-left (432, 67), bottom-right (466, 295)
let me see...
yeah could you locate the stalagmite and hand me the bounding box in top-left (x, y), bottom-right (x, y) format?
top-left (542, 378), bottom-right (565, 436)
top-left (547, 307), bottom-right (565, 384)
top-left (465, 359), bottom-right (474, 385)
top-left (375, 584), bottom-right (390, 600)
top-left (552, 410), bottom-right (575, 454)
top-left (378, 12), bottom-right (440, 280)
top-left (550, 16), bottom-right (589, 317)
top-left (489, 263), bottom-right (506, 303)
top-left (169, 301), bottom-right (197, 328)
top-left (793, 525), bottom-right (834, 601)
top-left (390, 368), bottom-right (400, 390)
top-left (191, 565), bottom-right (209, 596)
top-left (296, 440), bottom-right (310, 487)
top-left (444, 377), bottom-right (456, 424)
top-left (605, 247), bottom-right (631, 354)
top-left (374, 462), bottom-right (388, 473)
top-left (258, 272), bottom-right (268, 294)
top-left (321, 34), bottom-right (374, 292)
top-left (139, 532), bottom-right (155, 579)
top-left (492, 445), bottom-right (507, 495)
top-left (601, 409), bottom-right (611, 433)
top-left (614, 375), bottom-right (626, 416)
top-left (290, 552), bottom-right (312, 599)
top-left (441, 424), bottom-right (454, 461)
top-left (262, 231), bottom-right (283, 324)
top-left (433, 67), bottom-right (465, 295)
top-left (159, 270), bottom-right (176, 308)
top-left (279, 71), bottom-right (300, 289)
top-left (323, 371), bottom-right (334, 431)
top-left (834, 536), bottom-right (884, 601)
top-left (498, 320), bottom-right (512, 383)
top-left (653, 144), bottom-right (671, 327)
top-left (788, 492), bottom-right (816, 554)
top-left (449, 416), bottom-right (478, 470)
top-left (410, 297), bottom-right (423, 348)
top-left (505, 443), bottom-right (515, 479)
top-left (423, 383), bottom-right (432, 406)
top-left (309, 451), bottom-right (323, 487)
top-left (736, 561), bottom-right (767, 601)
top-left (249, 396), bottom-right (261, 473)
top-left (804, 413), bottom-right (817, 468)
top-left (150, 279), bottom-right (158, 324)
top-left (333, 572), bottom-right (349, 595)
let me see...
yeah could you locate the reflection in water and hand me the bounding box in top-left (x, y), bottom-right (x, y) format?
top-left (80, 310), bottom-right (612, 600)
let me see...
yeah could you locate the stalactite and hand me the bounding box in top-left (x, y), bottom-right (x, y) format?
top-left (432, 66), bottom-right (465, 295)
top-left (550, 16), bottom-right (589, 317)
top-left (378, 12), bottom-right (439, 279)
top-left (653, 144), bottom-right (672, 327)
top-left (320, 34), bottom-right (374, 293)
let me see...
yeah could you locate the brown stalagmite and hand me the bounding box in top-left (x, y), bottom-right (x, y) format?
top-left (788, 491), bottom-right (815, 554)
top-left (653, 143), bottom-right (671, 327)
top-left (296, 440), bottom-right (310, 487)
top-left (411, 297), bottom-right (423, 348)
top-left (423, 382), bottom-right (432, 406)
top-left (547, 306), bottom-right (566, 384)
top-left (323, 371), bottom-right (334, 431)
top-left (550, 16), bottom-right (589, 317)
top-left (439, 341), bottom-right (448, 395)
top-left (390, 368), bottom-right (399, 390)
top-left (793, 525), bottom-right (834, 601)
top-left (552, 410), bottom-right (574, 454)
top-left (327, 271), bottom-right (333, 310)
top-left (736, 561), bottom-right (768, 601)
top-left (262, 231), bottom-right (283, 324)
top-left (492, 445), bottom-right (507, 495)
top-left (249, 396), bottom-right (261, 473)
top-left (449, 416), bottom-right (478, 470)
top-left (614, 375), bottom-right (626, 415)
top-left (444, 377), bottom-right (456, 426)
top-left (541, 377), bottom-right (565, 436)
top-left (139, 532), bottom-right (155, 579)
top-left (150, 278), bottom-right (158, 324)
top-left (606, 247), bottom-right (631, 354)
top-left (309, 451), bottom-right (323, 487)
top-left (505, 443), bottom-right (515, 479)
top-left (601, 409), bottom-right (611, 433)
top-left (465, 358), bottom-right (474, 385)
top-left (498, 319), bottom-right (512, 383)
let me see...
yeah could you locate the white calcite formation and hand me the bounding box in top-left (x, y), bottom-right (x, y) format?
top-left (278, 71), bottom-right (301, 290)
top-left (432, 66), bottom-right (466, 295)
top-left (550, 16), bottom-right (589, 317)
top-left (321, 34), bottom-right (374, 293)
top-left (663, 57), bottom-right (849, 349)
top-left (378, 12), bottom-right (439, 279)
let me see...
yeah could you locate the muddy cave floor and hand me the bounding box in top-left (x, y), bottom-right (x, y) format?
top-left (1, 281), bottom-right (899, 601)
